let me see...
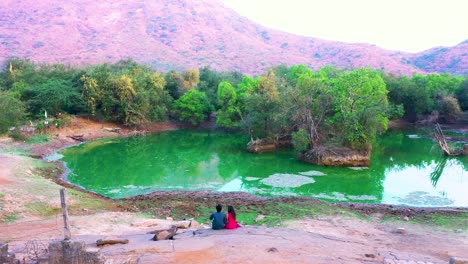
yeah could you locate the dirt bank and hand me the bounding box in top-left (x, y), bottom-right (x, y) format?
top-left (1, 116), bottom-right (467, 263)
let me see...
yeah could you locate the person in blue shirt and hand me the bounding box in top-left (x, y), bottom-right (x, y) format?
top-left (209, 204), bottom-right (227, 230)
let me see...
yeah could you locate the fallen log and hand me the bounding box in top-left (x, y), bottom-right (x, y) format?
top-left (96, 237), bottom-right (129, 246)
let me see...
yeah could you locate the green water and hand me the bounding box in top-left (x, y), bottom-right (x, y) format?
top-left (58, 129), bottom-right (468, 207)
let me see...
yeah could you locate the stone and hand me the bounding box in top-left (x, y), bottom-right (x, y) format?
top-left (151, 225), bottom-right (178, 241)
top-left (299, 146), bottom-right (371, 167)
top-left (189, 219), bottom-right (203, 229)
top-left (364, 253), bottom-right (375, 258)
top-left (255, 215), bottom-right (265, 222)
top-left (96, 236), bottom-right (129, 246)
top-left (267, 247), bottom-right (278, 253)
top-left (166, 217), bottom-right (173, 221)
top-left (174, 220), bottom-right (191, 229)
top-left (395, 227), bottom-right (406, 234)
top-left (131, 219), bottom-right (163, 227)
top-left (450, 257), bottom-right (468, 264)
top-left (47, 239), bottom-right (105, 264)
top-left (403, 216), bottom-right (410, 221)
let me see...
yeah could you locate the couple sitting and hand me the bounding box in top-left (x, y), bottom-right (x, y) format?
top-left (209, 204), bottom-right (240, 230)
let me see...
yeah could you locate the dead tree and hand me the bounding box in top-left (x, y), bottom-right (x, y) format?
top-left (433, 123), bottom-right (464, 156)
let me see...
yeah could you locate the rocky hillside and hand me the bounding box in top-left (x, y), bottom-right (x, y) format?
top-left (406, 40), bottom-right (468, 76)
top-left (0, 0), bottom-right (466, 75)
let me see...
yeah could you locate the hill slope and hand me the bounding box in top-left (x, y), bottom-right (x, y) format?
top-left (0, 0), bottom-right (466, 75)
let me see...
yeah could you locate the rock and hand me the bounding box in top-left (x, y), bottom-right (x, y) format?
top-left (267, 247), bottom-right (278, 253)
top-left (299, 146), bottom-right (370, 167)
top-left (48, 239), bottom-right (105, 264)
top-left (189, 219), bottom-right (203, 229)
top-left (450, 257), bottom-right (468, 264)
top-left (255, 215), bottom-right (265, 222)
top-left (403, 216), bottom-right (410, 221)
top-left (166, 217), bottom-right (173, 221)
top-left (174, 220), bottom-right (191, 229)
top-left (395, 227), bottom-right (406, 234)
top-left (364, 253), bottom-right (375, 258)
top-left (131, 219), bottom-right (162, 227)
top-left (96, 236), bottom-right (129, 246)
top-left (151, 225), bottom-right (178, 241)
top-left (454, 229), bottom-right (463, 233)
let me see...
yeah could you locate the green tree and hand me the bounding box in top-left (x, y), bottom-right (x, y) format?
top-left (291, 128), bottom-right (309, 152)
top-left (244, 70), bottom-right (281, 139)
top-left (0, 91), bottom-right (26, 133)
top-left (216, 81), bottom-right (238, 127)
top-left (24, 78), bottom-right (83, 116)
top-left (284, 66), bottom-right (333, 147)
top-left (81, 63), bottom-right (172, 126)
top-left (173, 89), bottom-right (212, 125)
top-left (331, 69), bottom-right (389, 150)
top-left (455, 78), bottom-right (468, 110)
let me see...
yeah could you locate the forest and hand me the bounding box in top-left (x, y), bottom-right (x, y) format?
top-left (0, 58), bottom-right (466, 154)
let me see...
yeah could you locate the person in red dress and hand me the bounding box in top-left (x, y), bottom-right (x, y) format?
top-left (225, 205), bottom-right (240, 229)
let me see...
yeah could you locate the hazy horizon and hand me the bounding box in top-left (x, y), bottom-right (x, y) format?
top-left (222, 0), bottom-right (468, 53)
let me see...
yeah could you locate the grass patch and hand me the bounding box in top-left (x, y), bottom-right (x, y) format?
top-left (411, 213), bottom-right (468, 230)
top-left (26, 201), bottom-right (60, 217)
top-left (1, 213), bottom-right (20, 223)
top-left (26, 134), bottom-right (49, 145)
top-left (381, 212), bottom-right (468, 230)
top-left (0, 146), bottom-right (32, 156)
top-left (134, 196), bottom-right (364, 227)
top-left (67, 189), bottom-right (116, 214)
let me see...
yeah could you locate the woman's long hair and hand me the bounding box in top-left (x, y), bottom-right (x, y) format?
top-left (227, 205), bottom-right (236, 219)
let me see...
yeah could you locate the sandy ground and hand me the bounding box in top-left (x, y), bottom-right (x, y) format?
top-left (1, 117), bottom-right (467, 263)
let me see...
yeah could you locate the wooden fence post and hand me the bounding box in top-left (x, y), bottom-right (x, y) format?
top-left (60, 188), bottom-right (71, 240)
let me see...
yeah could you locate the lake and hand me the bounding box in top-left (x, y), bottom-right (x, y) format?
top-left (58, 129), bottom-right (468, 207)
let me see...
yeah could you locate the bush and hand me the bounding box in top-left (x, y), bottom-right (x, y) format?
top-left (0, 91), bottom-right (27, 133)
top-left (292, 129), bottom-right (310, 152)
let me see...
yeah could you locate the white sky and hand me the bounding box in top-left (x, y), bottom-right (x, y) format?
top-left (221, 0), bottom-right (468, 53)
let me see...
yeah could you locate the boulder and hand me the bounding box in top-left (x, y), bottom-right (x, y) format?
top-left (450, 257), bottom-right (468, 264)
top-left (150, 225), bottom-right (178, 241)
top-left (47, 239), bottom-right (105, 264)
top-left (174, 220), bottom-right (191, 229)
top-left (299, 146), bottom-right (370, 167)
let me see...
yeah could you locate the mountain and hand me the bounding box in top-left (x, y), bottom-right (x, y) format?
top-left (405, 40), bottom-right (468, 76)
top-left (0, 0), bottom-right (466, 75)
